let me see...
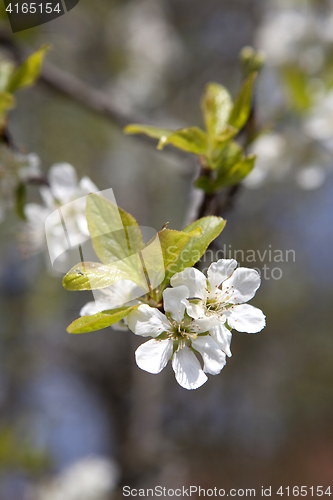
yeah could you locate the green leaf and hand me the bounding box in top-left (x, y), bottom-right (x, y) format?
top-left (158, 127), bottom-right (208, 154)
top-left (86, 193), bottom-right (144, 264)
top-left (239, 46), bottom-right (265, 75)
top-left (63, 259), bottom-right (148, 291)
top-left (201, 83), bottom-right (233, 138)
top-left (217, 154), bottom-right (256, 187)
top-left (217, 141), bottom-right (243, 169)
top-left (211, 140), bottom-right (243, 179)
top-left (160, 227), bottom-right (201, 273)
top-left (170, 216), bottom-right (226, 275)
top-left (67, 305), bottom-right (138, 334)
top-left (281, 66), bottom-right (312, 112)
top-left (0, 426), bottom-right (49, 472)
top-left (142, 227), bottom-right (201, 294)
top-left (65, 196), bottom-right (157, 293)
top-left (195, 176), bottom-right (214, 193)
top-left (0, 91), bottom-right (15, 114)
top-left (229, 72), bottom-right (257, 130)
top-left (6, 45), bottom-right (50, 93)
top-left (0, 62), bottom-right (15, 92)
top-left (196, 142), bottom-right (249, 192)
top-left (207, 125), bottom-right (239, 169)
top-left (124, 124), bottom-right (174, 141)
top-left (213, 125), bottom-right (238, 144)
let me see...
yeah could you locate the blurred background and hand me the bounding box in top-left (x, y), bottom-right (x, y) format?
top-left (0, 0), bottom-right (333, 498)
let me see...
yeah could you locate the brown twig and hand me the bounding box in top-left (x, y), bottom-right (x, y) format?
top-left (39, 61), bottom-right (145, 128)
top-left (0, 30), bottom-right (149, 130)
top-left (193, 101), bottom-right (257, 221)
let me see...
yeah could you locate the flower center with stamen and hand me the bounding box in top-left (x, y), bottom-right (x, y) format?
top-left (205, 289), bottom-right (235, 317)
top-left (167, 319), bottom-right (198, 341)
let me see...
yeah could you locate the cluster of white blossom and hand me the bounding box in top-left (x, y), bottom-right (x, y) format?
top-left (107, 0), bottom-right (184, 112)
top-left (20, 163), bottom-right (98, 266)
top-left (29, 456), bottom-right (119, 500)
top-left (247, 130), bottom-right (327, 191)
top-left (251, 0), bottom-right (333, 190)
top-left (256, 2), bottom-right (333, 69)
top-left (0, 145), bottom-right (41, 223)
top-left (82, 259), bottom-right (265, 390)
top-left (245, 133), bottom-right (287, 189)
top-left (304, 89), bottom-right (333, 152)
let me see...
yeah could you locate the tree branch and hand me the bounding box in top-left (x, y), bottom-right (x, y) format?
top-left (0, 30), bottom-right (149, 129)
top-left (39, 61), bottom-right (145, 128)
top-left (0, 30), bottom-right (249, 222)
top-left (191, 103), bottom-right (257, 221)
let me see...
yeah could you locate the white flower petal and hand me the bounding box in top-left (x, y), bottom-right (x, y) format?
top-left (172, 346), bottom-right (207, 390)
top-left (96, 280), bottom-right (143, 309)
top-left (18, 154), bottom-right (41, 180)
top-left (163, 285), bottom-right (189, 322)
top-left (76, 213), bottom-right (90, 236)
top-left (182, 299), bottom-right (206, 320)
top-left (127, 304), bottom-right (169, 337)
top-left (225, 304), bottom-right (266, 333)
top-left (49, 163), bottom-right (78, 203)
top-left (210, 323), bottom-right (232, 357)
top-left (192, 336), bottom-right (227, 375)
top-left (79, 176), bottom-right (99, 195)
top-left (24, 203), bottom-right (49, 224)
top-left (207, 259), bottom-right (238, 289)
top-left (222, 267), bottom-right (261, 304)
top-left (135, 339), bottom-right (173, 374)
top-left (80, 300), bottom-right (111, 316)
top-left (39, 186), bottom-right (55, 210)
top-left (191, 315), bottom-right (222, 333)
top-left (170, 267), bottom-right (207, 301)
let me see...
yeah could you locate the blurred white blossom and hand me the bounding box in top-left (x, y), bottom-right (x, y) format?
top-left (108, 0), bottom-right (184, 111)
top-left (321, 9), bottom-right (333, 43)
top-left (244, 133), bottom-right (286, 188)
top-left (304, 90), bottom-right (333, 151)
top-left (19, 163), bottom-right (98, 265)
top-left (296, 165), bottom-right (326, 190)
top-left (30, 456), bottom-right (119, 500)
top-left (0, 145), bottom-right (41, 223)
top-left (256, 9), bottom-right (314, 66)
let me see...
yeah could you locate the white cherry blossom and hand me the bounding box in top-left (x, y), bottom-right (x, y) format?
top-left (245, 133), bottom-right (286, 189)
top-left (304, 90), bottom-right (333, 152)
top-left (127, 285), bottom-right (228, 390)
top-left (256, 9), bottom-right (313, 66)
top-left (20, 163), bottom-right (98, 265)
top-left (170, 259), bottom-right (266, 339)
top-left (30, 456), bottom-right (118, 500)
top-left (0, 145), bottom-right (41, 223)
top-left (80, 279), bottom-right (145, 331)
top-left (296, 165), bottom-right (325, 190)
